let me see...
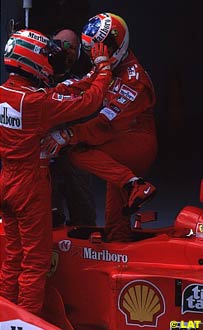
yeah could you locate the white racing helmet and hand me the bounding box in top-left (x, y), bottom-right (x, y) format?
top-left (82, 13), bottom-right (129, 69)
top-left (4, 29), bottom-right (60, 86)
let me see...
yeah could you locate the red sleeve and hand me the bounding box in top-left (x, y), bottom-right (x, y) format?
top-left (68, 114), bottom-right (114, 145)
top-left (55, 72), bottom-right (95, 95)
top-left (41, 70), bottom-right (112, 131)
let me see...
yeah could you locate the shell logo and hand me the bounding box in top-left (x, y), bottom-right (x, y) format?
top-left (118, 280), bottom-right (165, 327)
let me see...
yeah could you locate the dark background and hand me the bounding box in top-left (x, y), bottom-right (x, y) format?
top-left (1, 0), bottom-right (203, 227)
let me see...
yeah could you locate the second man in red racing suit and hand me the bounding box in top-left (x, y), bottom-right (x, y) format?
top-left (42, 13), bottom-right (158, 241)
top-left (43, 50), bottom-right (158, 241)
top-left (68, 49), bottom-right (157, 241)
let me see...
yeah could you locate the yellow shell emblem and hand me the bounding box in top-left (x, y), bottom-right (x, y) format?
top-left (118, 280), bottom-right (165, 326)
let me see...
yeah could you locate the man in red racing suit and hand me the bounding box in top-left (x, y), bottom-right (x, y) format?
top-left (0, 29), bottom-right (112, 315)
top-left (70, 50), bottom-right (157, 241)
top-left (43, 13), bottom-right (158, 242)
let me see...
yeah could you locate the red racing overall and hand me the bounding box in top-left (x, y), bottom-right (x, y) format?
top-left (66, 50), bottom-right (158, 241)
top-left (0, 69), bottom-right (111, 315)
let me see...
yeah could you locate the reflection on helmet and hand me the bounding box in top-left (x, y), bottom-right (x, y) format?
top-left (4, 29), bottom-right (56, 87)
top-left (82, 13), bottom-right (129, 69)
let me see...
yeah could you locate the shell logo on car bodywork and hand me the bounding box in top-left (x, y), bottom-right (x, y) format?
top-left (118, 280), bottom-right (165, 327)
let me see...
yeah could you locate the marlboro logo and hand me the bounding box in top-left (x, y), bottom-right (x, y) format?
top-left (83, 247), bottom-right (128, 263)
top-left (0, 103), bottom-right (22, 129)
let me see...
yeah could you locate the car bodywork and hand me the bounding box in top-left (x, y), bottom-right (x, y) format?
top-left (0, 205), bottom-right (203, 330)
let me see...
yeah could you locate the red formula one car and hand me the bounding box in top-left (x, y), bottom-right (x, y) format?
top-left (1, 187), bottom-right (203, 330)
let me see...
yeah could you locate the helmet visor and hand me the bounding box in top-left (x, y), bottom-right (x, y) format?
top-left (83, 16), bottom-right (102, 37)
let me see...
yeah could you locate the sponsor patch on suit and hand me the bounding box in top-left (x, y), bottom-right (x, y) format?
top-left (119, 84), bottom-right (138, 101)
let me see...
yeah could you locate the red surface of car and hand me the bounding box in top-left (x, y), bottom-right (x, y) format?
top-left (1, 205), bottom-right (203, 330)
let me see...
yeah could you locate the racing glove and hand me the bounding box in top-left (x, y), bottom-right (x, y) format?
top-left (91, 42), bottom-right (111, 72)
top-left (41, 129), bottom-right (73, 158)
